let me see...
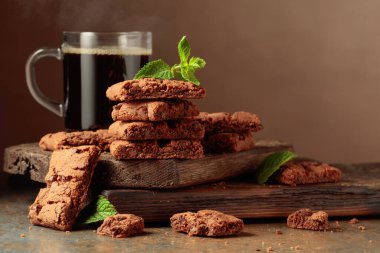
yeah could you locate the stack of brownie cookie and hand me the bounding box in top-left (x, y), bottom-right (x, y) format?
top-left (197, 111), bottom-right (263, 153)
top-left (106, 78), bottom-right (206, 160)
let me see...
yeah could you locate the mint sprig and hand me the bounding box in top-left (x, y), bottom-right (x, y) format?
top-left (81, 195), bottom-right (118, 224)
top-left (134, 59), bottom-right (173, 80)
top-left (256, 151), bottom-right (297, 184)
top-left (134, 36), bottom-right (206, 85)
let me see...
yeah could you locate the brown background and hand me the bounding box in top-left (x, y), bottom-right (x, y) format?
top-left (1, 0), bottom-right (380, 182)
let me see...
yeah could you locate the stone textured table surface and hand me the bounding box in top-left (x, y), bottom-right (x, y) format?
top-left (1, 177), bottom-right (380, 253)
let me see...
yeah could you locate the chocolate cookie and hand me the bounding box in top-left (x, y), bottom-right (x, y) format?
top-left (39, 129), bottom-right (115, 151)
top-left (196, 112), bottom-right (263, 134)
top-left (170, 210), bottom-right (244, 237)
top-left (287, 209), bottom-right (330, 231)
top-left (106, 78), bottom-right (206, 101)
top-left (108, 119), bottom-right (205, 140)
top-left (29, 146), bottom-right (101, 231)
top-left (112, 100), bottom-right (199, 121)
top-left (203, 131), bottom-right (255, 153)
top-left (97, 214), bottom-right (144, 238)
top-left (275, 160), bottom-right (342, 186)
top-left (110, 139), bottom-right (204, 160)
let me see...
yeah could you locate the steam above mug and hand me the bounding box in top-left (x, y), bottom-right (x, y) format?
top-left (26, 31), bottom-right (152, 130)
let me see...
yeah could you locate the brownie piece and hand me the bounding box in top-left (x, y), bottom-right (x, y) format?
top-left (196, 112), bottom-right (263, 134)
top-left (39, 130), bottom-right (115, 151)
top-left (97, 214), bottom-right (144, 238)
top-left (112, 99), bottom-right (199, 121)
top-left (110, 140), bottom-right (204, 160)
top-left (106, 78), bottom-right (206, 101)
top-left (29, 146), bottom-right (101, 231)
top-left (108, 119), bottom-right (205, 140)
top-left (287, 209), bottom-right (330, 231)
top-left (203, 131), bottom-right (255, 153)
top-left (275, 160), bottom-right (342, 186)
top-left (170, 210), bottom-right (244, 237)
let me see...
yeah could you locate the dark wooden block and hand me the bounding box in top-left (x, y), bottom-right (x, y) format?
top-left (102, 163), bottom-right (380, 221)
top-left (3, 140), bottom-right (292, 189)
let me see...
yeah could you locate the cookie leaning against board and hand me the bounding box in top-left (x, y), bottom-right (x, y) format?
top-left (29, 146), bottom-right (101, 231)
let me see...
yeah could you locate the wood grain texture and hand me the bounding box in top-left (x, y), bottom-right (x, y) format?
top-left (3, 140), bottom-right (292, 189)
top-left (102, 163), bottom-right (380, 222)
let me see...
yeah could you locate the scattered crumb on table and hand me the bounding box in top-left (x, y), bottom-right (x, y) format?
top-left (349, 218), bottom-right (359, 224)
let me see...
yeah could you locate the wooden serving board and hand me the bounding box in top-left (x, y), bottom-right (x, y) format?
top-left (3, 140), bottom-right (292, 189)
top-left (102, 163), bottom-right (380, 221)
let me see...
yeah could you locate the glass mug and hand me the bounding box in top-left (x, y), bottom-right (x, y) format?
top-left (26, 31), bottom-right (152, 130)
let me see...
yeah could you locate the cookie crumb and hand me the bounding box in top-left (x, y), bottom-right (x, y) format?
top-left (65, 231), bottom-right (70, 234)
top-left (28, 226), bottom-right (33, 230)
top-left (287, 209), bottom-right (330, 231)
top-left (294, 245), bottom-right (301, 250)
top-left (275, 229), bottom-right (283, 235)
top-left (290, 246), bottom-right (294, 250)
top-left (335, 221), bottom-right (340, 226)
top-left (358, 225), bottom-right (366, 231)
top-left (20, 234), bottom-right (26, 238)
top-left (369, 240), bottom-right (373, 243)
top-left (266, 246), bottom-right (273, 252)
top-left (170, 210), bottom-right (244, 237)
top-left (97, 214), bottom-right (144, 238)
top-left (348, 218), bottom-right (359, 224)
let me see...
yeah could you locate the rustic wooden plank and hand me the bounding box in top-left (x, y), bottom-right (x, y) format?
top-left (3, 140), bottom-right (292, 189)
top-left (102, 163), bottom-right (380, 221)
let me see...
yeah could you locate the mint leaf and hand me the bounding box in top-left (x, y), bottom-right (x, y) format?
top-left (181, 66), bottom-right (200, 85)
top-left (81, 195), bottom-right (118, 224)
top-left (134, 59), bottom-right (173, 79)
top-left (256, 151), bottom-right (297, 184)
top-left (189, 57), bottom-right (206, 70)
top-left (171, 64), bottom-right (184, 80)
top-left (178, 36), bottom-right (190, 64)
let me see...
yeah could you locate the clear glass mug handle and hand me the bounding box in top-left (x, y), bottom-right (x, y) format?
top-left (25, 48), bottom-right (65, 117)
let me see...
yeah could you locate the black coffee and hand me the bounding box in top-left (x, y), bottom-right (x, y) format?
top-left (63, 49), bottom-right (149, 129)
